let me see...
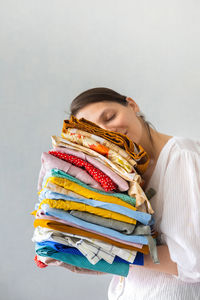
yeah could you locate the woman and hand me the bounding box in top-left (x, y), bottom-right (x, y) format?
top-left (69, 87), bottom-right (200, 299)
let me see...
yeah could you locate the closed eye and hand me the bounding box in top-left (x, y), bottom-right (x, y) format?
top-left (105, 114), bottom-right (115, 122)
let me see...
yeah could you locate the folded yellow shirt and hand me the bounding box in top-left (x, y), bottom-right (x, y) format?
top-left (41, 176), bottom-right (137, 212)
top-left (38, 198), bottom-right (136, 225)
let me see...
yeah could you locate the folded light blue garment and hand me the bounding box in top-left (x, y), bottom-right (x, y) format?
top-left (39, 187), bottom-right (154, 226)
top-left (41, 203), bottom-right (149, 245)
top-left (35, 243), bottom-right (129, 277)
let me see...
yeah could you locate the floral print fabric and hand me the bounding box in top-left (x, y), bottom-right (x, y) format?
top-left (62, 115), bottom-right (150, 174)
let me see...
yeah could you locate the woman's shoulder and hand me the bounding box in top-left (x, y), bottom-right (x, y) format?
top-left (161, 136), bottom-right (200, 176)
top-left (170, 136), bottom-right (200, 155)
top-left (160, 136), bottom-right (200, 162)
top-left (152, 136), bottom-right (200, 181)
top-left (146, 136), bottom-right (200, 191)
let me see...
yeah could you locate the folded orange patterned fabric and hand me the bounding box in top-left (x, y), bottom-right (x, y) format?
top-left (62, 115), bottom-right (149, 174)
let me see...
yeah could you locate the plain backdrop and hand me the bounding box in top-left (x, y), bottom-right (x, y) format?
top-left (1, 1), bottom-right (200, 300)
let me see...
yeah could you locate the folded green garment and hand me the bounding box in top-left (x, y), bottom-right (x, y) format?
top-left (44, 169), bottom-right (136, 206)
top-left (35, 244), bottom-right (129, 277)
top-left (70, 210), bottom-right (136, 234)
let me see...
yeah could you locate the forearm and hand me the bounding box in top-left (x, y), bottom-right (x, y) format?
top-left (141, 245), bottom-right (178, 276)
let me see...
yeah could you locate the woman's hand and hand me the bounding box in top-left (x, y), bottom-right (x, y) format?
top-left (66, 264), bottom-right (105, 275)
top-left (36, 255), bottom-right (105, 275)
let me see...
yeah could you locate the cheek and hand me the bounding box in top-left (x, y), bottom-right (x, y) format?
top-left (115, 114), bottom-right (129, 127)
top-left (127, 118), bottom-right (143, 144)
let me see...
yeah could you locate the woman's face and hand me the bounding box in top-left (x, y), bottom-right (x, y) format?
top-left (75, 98), bottom-right (144, 145)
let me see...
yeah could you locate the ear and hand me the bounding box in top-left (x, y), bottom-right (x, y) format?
top-left (126, 97), bottom-right (140, 113)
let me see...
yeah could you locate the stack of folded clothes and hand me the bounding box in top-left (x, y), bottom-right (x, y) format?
top-left (32, 116), bottom-right (159, 277)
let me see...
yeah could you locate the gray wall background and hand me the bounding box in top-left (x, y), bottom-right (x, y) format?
top-left (1, 1), bottom-right (200, 300)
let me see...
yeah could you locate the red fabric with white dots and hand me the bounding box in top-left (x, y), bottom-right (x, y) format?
top-left (48, 150), bottom-right (117, 192)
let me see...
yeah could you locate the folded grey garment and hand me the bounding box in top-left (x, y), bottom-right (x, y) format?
top-left (132, 225), bottom-right (159, 264)
top-left (69, 210), bottom-right (136, 234)
top-left (133, 225), bottom-right (151, 235)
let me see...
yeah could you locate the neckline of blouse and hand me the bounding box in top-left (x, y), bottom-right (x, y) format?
top-left (145, 136), bottom-right (177, 192)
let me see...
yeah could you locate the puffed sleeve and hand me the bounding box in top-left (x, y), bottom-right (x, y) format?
top-left (160, 149), bottom-right (200, 282)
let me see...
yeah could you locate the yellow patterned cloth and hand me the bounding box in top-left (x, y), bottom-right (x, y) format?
top-left (40, 176), bottom-right (137, 211)
top-left (38, 198), bottom-right (136, 224)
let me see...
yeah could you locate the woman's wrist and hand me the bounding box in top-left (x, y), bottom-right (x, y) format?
top-left (142, 245), bottom-right (178, 276)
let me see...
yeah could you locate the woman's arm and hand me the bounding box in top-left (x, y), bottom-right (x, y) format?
top-left (142, 244), bottom-right (178, 276)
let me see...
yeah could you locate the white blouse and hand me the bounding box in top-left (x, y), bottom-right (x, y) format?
top-left (108, 136), bottom-right (200, 300)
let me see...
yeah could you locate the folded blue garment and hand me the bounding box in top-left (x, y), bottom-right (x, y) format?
top-left (41, 203), bottom-right (149, 245)
top-left (35, 243), bottom-right (129, 277)
top-left (36, 241), bottom-right (144, 265)
top-left (39, 187), bottom-right (154, 226)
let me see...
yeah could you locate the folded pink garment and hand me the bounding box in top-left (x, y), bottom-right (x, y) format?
top-left (37, 152), bottom-right (104, 192)
top-left (35, 210), bottom-right (143, 249)
top-left (48, 150), bottom-right (117, 192)
top-left (51, 146), bottom-right (129, 192)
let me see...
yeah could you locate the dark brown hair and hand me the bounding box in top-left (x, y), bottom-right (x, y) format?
top-left (70, 87), bottom-right (155, 144)
top-left (70, 87), bottom-right (127, 115)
